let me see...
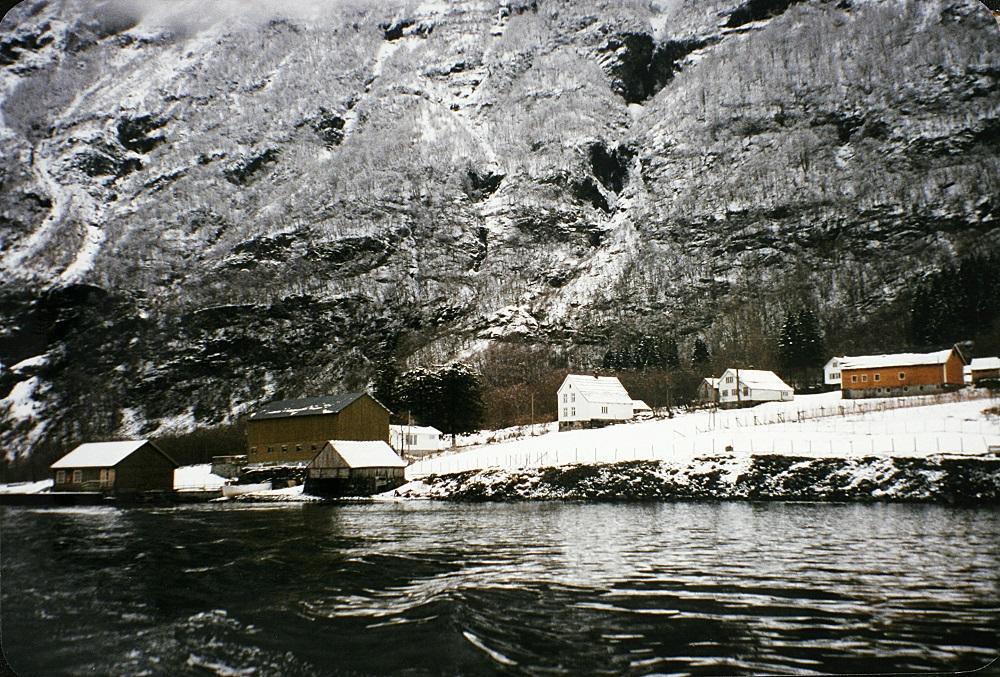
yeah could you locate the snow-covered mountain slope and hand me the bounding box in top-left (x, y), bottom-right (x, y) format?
top-left (0, 0), bottom-right (998, 471)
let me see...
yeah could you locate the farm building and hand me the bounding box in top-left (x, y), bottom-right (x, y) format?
top-left (390, 424), bottom-right (443, 457)
top-left (697, 377), bottom-right (720, 404)
top-left (305, 440), bottom-right (407, 496)
top-left (557, 375), bottom-right (634, 431)
top-left (969, 357), bottom-right (1000, 383)
top-left (824, 357), bottom-right (847, 386)
top-left (839, 348), bottom-right (965, 399)
top-left (632, 400), bottom-right (653, 418)
top-left (247, 392), bottom-right (390, 464)
top-left (717, 369), bottom-right (794, 408)
top-left (50, 440), bottom-right (177, 494)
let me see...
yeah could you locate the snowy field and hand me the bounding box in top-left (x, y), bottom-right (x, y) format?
top-left (406, 391), bottom-right (1000, 479)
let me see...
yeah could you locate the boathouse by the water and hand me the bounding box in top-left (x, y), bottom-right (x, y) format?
top-left (305, 440), bottom-right (407, 496)
top-left (50, 440), bottom-right (178, 494)
top-left (246, 392), bottom-right (390, 464)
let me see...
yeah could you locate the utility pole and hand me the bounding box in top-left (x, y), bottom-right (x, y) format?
top-left (530, 392), bottom-right (535, 436)
top-left (736, 366), bottom-right (741, 409)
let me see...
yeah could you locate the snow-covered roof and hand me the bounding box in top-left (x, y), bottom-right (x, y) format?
top-left (560, 375), bottom-right (633, 404)
top-left (824, 357), bottom-right (845, 368)
top-left (250, 392), bottom-right (388, 420)
top-left (839, 349), bottom-right (955, 370)
top-left (722, 369), bottom-right (792, 391)
top-left (632, 400), bottom-right (652, 412)
top-left (322, 440), bottom-right (407, 468)
top-left (970, 357), bottom-right (1000, 370)
top-left (390, 425), bottom-right (442, 436)
top-left (702, 377), bottom-right (719, 388)
top-left (51, 440), bottom-right (172, 469)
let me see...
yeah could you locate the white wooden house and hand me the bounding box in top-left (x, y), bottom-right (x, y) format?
top-left (390, 424), bottom-right (443, 457)
top-left (824, 357), bottom-right (847, 385)
top-left (717, 369), bottom-right (794, 408)
top-left (557, 375), bottom-right (634, 431)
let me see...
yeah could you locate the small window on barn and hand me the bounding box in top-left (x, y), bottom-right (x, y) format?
top-left (72, 469), bottom-right (82, 484)
top-left (898, 372), bottom-right (905, 381)
top-left (851, 375), bottom-right (857, 383)
top-left (296, 444), bottom-right (302, 452)
top-left (861, 375), bottom-right (868, 382)
top-left (56, 470), bottom-right (66, 484)
top-left (281, 445), bottom-right (288, 452)
top-left (874, 374), bottom-right (881, 382)
top-left (250, 446), bottom-right (258, 453)
top-left (311, 444), bottom-right (317, 451)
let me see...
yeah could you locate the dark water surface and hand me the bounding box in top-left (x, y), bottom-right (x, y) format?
top-left (2, 502), bottom-right (998, 676)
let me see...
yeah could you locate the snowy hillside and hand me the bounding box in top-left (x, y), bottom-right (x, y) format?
top-left (406, 392), bottom-right (1000, 477)
top-left (1, 0), bottom-right (999, 472)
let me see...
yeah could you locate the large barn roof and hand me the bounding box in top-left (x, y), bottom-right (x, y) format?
top-left (249, 392), bottom-right (387, 420)
top-left (970, 356), bottom-right (1000, 370)
top-left (51, 440), bottom-right (172, 469)
top-left (322, 440), bottom-right (407, 468)
top-left (560, 374), bottom-right (633, 404)
top-left (839, 349), bottom-right (955, 370)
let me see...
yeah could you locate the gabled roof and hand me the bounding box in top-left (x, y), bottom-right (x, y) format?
top-left (317, 440), bottom-right (407, 468)
top-left (722, 369), bottom-right (792, 391)
top-left (702, 377), bottom-right (719, 387)
top-left (560, 375), bottom-right (633, 404)
top-left (839, 349), bottom-right (955, 370)
top-left (51, 440), bottom-right (176, 469)
top-left (632, 400), bottom-right (652, 412)
top-left (970, 356), bottom-right (1000, 370)
top-left (390, 425), bottom-right (442, 436)
top-left (249, 392), bottom-right (388, 420)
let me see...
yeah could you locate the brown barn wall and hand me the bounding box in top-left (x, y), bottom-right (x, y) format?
top-left (114, 444), bottom-right (176, 492)
top-left (246, 395), bottom-right (390, 464)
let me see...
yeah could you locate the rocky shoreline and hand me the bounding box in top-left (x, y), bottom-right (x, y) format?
top-left (394, 455), bottom-right (1000, 504)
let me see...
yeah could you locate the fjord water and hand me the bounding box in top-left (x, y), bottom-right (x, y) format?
top-left (2, 502), bottom-right (998, 676)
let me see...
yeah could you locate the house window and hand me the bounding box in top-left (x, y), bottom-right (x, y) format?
top-left (898, 372), bottom-right (905, 381)
top-left (743, 386), bottom-right (749, 396)
top-left (266, 446), bottom-right (273, 453)
top-left (851, 375), bottom-right (858, 383)
top-left (405, 434), bottom-right (418, 446)
top-left (571, 394), bottom-right (576, 403)
top-left (296, 444), bottom-right (302, 451)
top-left (571, 407), bottom-right (576, 416)
top-left (311, 444), bottom-right (317, 451)
top-left (56, 470), bottom-right (66, 484)
top-left (726, 376), bottom-right (734, 383)
top-left (99, 468), bottom-right (115, 488)
top-left (72, 469), bottom-right (82, 484)
top-left (563, 394), bottom-right (567, 403)
top-left (563, 407), bottom-right (568, 417)
top-left (874, 374), bottom-right (881, 382)
top-left (601, 406), bottom-right (608, 414)
top-left (831, 372), bottom-right (839, 379)
top-left (861, 375), bottom-right (868, 382)
top-left (281, 445), bottom-right (288, 452)
top-left (250, 446), bottom-right (258, 453)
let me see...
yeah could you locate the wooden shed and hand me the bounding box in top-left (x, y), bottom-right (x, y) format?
top-left (304, 440), bottom-right (407, 496)
top-left (839, 348), bottom-right (965, 399)
top-left (246, 392), bottom-right (390, 464)
top-left (50, 440), bottom-right (177, 494)
top-left (969, 357), bottom-right (1000, 384)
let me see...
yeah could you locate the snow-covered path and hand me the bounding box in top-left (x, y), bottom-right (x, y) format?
top-left (407, 391), bottom-right (1000, 478)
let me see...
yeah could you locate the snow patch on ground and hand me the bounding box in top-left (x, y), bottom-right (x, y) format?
top-left (174, 464), bottom-right (228, 491)
top-left (0, 479), bottom-right (53, 494)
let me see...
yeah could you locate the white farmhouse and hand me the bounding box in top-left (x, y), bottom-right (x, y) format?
top-left (390, 424), bottom-right (443, 457)
top-left (718, 368), bottom-right (794, 408)
top-left (557, 374), bottom-right (634, 431)
top-left (824, 357), bottom-right (847, 385)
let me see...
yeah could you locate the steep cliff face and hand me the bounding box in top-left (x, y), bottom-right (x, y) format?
top-left (0, 0), bottom-right (998, 470)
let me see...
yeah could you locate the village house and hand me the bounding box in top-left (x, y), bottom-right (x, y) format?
top-left (51, 440), bottom-right (177, 494)
top-left (969, 356), bottom-right (1000, 384)
top-left (697, 377), bottom-right (720, 404)
top-left (305, 440), bottom-right (407, 496)
top-left (717, 369), bottom-right (794, 408)
top-left (838, 348), bottom-right (965, 399)
top-left (390, 424), bottom-right (443, 457)
top-left (824, 357), bottom-right (847, 386)
top-left (246, 392), bottom-right (390, 464)
top-left (632, 400), bottom-right (653, 418)
top-left (557, 374), bottom-right (634, 431)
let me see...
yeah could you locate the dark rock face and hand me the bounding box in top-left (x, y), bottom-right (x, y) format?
top-left (117, 115), bottom-right (167, 154)
top-left (725, 0), bottom-right (803, 28)
top-left (589, 143), bottom-right (633, 194)
top-left (223, 148), bottom-right (280, 185)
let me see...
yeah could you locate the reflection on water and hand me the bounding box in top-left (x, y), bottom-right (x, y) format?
top-left (2, 502), bottom-right (998, 676)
